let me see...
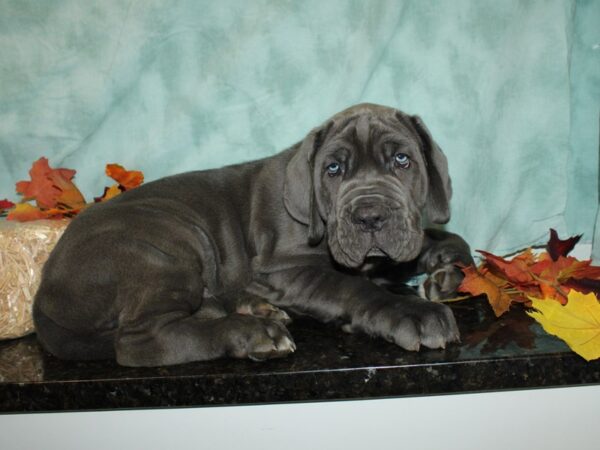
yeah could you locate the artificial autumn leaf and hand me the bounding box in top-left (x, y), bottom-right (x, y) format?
top-left (0, 199), bottom-right (15, 213)
top-left (106, 164), bottom-right (144, 190)
top-left (6, 203), bottom-right (49, 221)
top-left (15, 158), bottom-right (61, 208)
top-left (458, 265), bottom-right (517, 317)
top-left (564, 278), bottom-right (600, 297)
top-left (526, 255), bottom-right (585, 303)
top-left (478, 249), bottom-right (537, 287)
top-left (527, 290), bottom-right (600, 361)
top-left (460, 229), bottom-right (600, 317)
top-left (15, 157), bottom-right (85, 210)
top-left (94, 164), bottom-right (144, 203)
top-left (94, 184), bottom-right (122, 203)
top-left (458, 229), bottom-right (600, 360)
top-left (529, 255), bottom-right (600, 303)
top-left (569, 260), bottom-right (600, 280)
top-left (530, 253), bottom-right (600, 280)
top-left (547, 228), bottom-right (582, 261)
top-left (537, 281), bottom-right (567, 304)
top-left (6, 202), bottom-right (84, 221)
top-left (49, 170), bottom-right (87, 210)
top-left (5, 158), bottom-right (144, 221)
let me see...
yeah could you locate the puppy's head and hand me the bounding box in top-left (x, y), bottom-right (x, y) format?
top-left (284, 103), bottom-right (452, 269)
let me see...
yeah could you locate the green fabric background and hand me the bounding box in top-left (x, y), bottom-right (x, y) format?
top-left (1, 0), bottom-right (598, 256)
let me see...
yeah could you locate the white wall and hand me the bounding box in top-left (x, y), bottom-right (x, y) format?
top-left (2, 385), bottom-right (599, 450)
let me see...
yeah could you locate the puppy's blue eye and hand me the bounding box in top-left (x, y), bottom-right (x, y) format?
top-left (394, 153), bottom-right (410, 168)
top-left (326, 162), bottom-right (341, 176)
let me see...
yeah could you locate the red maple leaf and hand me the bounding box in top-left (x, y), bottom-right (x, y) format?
top-left (0, 198), bottom-right (15, 212)
top-left (546, 228), bottom-right (581, 261)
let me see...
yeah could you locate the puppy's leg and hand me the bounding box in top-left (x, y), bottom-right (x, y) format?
top-left (264, 266), bottom-right (460, 352)
top-left (115, 282), bottom-right (296, 366)
top-left (116, 314), bottom-right (295, 366)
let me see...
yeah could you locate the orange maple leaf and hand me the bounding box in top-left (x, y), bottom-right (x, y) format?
top-left (458, 265), bottom-right (523, 317)
top-left (534, 255), bottom-right (588, 279)
top-left (527, 254), bottom-right (600, 303)
top-left (106, 164), bottom-right (144, 190)
top-left (478, 249), bottom-right (538, 288)
top-left (15, 157), bottom-right (86, 210)
top-left (569, 261), bottom-right (600, 280)
top-left (6, 202), bottom-right (84, 221)
top-left (95, 164), bottom-right (144, 203)
top-left (15, 158), bottom-right (61, 208)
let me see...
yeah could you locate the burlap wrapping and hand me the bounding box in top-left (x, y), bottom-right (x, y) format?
top-left (0, 219), bottom-right (69, 340)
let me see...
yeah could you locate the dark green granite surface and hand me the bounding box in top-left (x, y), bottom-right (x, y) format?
top-left (1, 297), bottom-right (599, 413)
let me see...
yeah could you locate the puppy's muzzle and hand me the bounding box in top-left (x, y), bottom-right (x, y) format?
top-left (350, 203), bottom-right (391, 232)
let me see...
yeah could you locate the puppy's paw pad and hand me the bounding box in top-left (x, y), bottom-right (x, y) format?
top-left (420, 264), bottom-right (465, 301)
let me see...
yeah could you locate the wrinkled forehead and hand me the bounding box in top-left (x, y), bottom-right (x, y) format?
top-left (323, 111), bottom-right (420, 149)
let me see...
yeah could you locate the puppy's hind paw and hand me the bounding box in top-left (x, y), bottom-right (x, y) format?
top-left (227, 315), bottom-right (296, 361)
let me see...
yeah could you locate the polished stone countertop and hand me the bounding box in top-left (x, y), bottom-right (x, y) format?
top-left (1, 297), bottom-right (599, 413)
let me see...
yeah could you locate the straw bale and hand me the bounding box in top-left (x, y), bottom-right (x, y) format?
top-left (0, 219), bottom-right (68, 339)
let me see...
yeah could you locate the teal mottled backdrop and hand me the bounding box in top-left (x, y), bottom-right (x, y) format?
top-left (1, 0), bottom-right (598, 256)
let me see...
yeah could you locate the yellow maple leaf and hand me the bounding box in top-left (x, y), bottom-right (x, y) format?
top-left (527, 291), bottom-right (600, 361)
top-left (6, 202), bottom-right (47, 221)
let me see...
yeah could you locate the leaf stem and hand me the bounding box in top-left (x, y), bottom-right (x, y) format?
top-left (529, 272), bottom-right (569, 299)
top-left (437, 295), bottom-right (472, 303)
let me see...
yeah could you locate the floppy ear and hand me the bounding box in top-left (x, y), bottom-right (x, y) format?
top-left (283, 124), bottom-right (329, 245)
top-left (411, 115), bottom-right (452, 224)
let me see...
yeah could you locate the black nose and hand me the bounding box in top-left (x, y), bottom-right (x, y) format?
top-left (351, 205), bottom-right (390, 231)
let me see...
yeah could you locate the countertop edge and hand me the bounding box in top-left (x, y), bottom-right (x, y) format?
top-left (2, 352), bottom-right (600, 413)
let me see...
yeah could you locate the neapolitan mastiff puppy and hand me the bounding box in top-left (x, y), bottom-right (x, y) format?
top-left (33, 103), bottom-right (473, 367)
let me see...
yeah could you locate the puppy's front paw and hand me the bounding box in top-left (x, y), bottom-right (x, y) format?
top-left (353, 298), bottom-right (460, 351)
top-left (419, 264), bottom-right (465, 301)
top-left (392, 300), bottom-right (460, 350)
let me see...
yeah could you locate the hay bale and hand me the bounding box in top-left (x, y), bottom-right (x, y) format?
top-left (0, 219), bottom-right (69, 340)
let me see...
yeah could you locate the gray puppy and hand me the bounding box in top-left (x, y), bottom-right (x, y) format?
top-left (33, 103), bottom-right (472, 367)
